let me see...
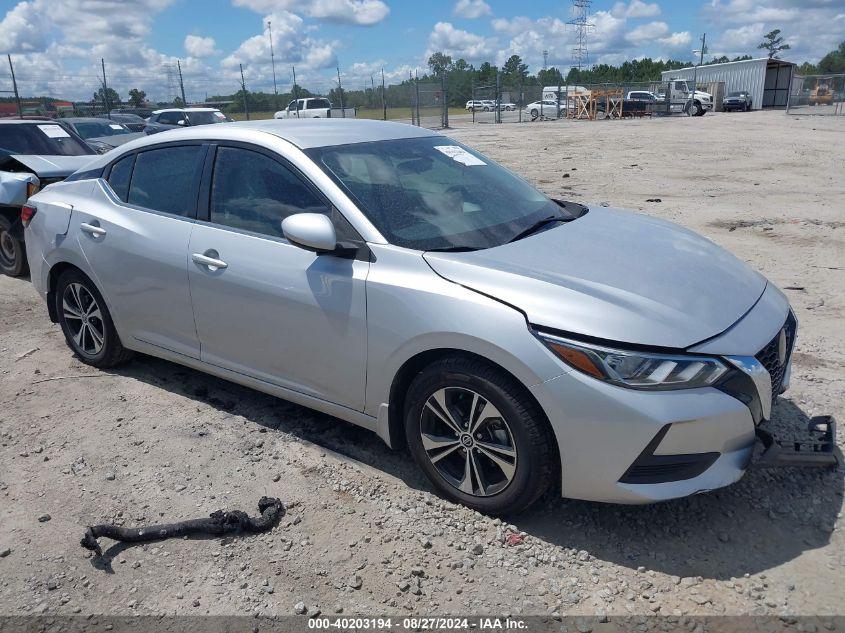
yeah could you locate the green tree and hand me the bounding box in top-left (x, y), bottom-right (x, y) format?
top-left (758, 29), bottom-right (791, 59)
top-left (93, 86), bottom-right (120, 109)
top-left (537, 67), bottom-right (564, 86)
top-left (817, 40), bottom-right (845, 74)
top-left (427, 52), bottom-right (453, 75)
top-left (502, 54), bottom-right (528, 85)
top-left (127, 88), bottom-right (146, 107)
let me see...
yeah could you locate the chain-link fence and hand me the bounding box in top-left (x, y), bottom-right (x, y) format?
top-left (786, 74), bottom-right (845, 115)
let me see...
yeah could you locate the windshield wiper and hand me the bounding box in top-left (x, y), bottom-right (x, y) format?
top-left (425, 245), bottom-right (481, 253)
top-left (507, 215), bottom-right (567, 244)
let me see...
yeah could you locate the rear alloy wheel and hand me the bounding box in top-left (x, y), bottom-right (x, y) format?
top-left (0, 215), bottom-right (27, 277)
top-left (405, 356), bottom-right (556, 515)
top-left (686, 101), bottom-right (702, 117)
top-left (55, 269), bottom-right (133, 367)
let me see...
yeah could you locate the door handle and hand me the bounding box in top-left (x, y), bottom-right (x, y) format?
top-left (192, 252), bottom-right (228, 270)
top-left (80, 222), bottom-right (106, 237)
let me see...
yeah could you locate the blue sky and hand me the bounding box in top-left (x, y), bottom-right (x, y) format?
top-left (1, 0), bottom-right (843, 101)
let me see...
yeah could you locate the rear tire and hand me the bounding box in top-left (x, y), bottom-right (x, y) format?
top-left (404, 356), bottom-right (556, 515)
top-left (0, 215), bottom-right (27, 277)
top-left (55, 269), bottom-right (133, 368)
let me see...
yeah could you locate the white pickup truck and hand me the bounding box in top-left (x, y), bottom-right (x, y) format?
top-left (274, 98), bottom-right (355, 119)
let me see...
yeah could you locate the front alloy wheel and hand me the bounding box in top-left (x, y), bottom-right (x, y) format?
top-left (420, 387), bottom-right (517, 497)
top-left (405, 356), bottom-right (556, 515)
top-left (0, 215), bottom-right (27, 276)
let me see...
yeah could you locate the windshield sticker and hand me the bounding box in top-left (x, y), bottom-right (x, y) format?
top-left (37, 124), bottom-right (71, 139)
top-left (434, 145), bottom-right (486, 166)
top-left (108, 124), bottom-right (123, 130)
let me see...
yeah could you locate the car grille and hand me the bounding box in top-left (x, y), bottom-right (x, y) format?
top-left (754, 312), bottom-right (797, 401)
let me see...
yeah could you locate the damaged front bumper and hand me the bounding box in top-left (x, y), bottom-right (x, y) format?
top-left (753, 415), bottom-right (841, 469)
top-left (0, 170), bottom-right (39, 208)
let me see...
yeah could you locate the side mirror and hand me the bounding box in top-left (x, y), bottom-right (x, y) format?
top-left (282, 213), bottom-right (338, 253)
top-left (177, 119), bottom-right (186, 126)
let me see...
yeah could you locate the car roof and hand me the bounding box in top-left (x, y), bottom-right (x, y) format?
top-left (152, 107), bottom-right (220, 114)
top-left (76, 119), bottom-right (440, 172)
top-left (61, 117), bottom-right (119, 123)
top-left (0, 118), bottom-right (55, 125)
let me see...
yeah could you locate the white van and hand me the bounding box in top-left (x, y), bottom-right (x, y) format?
top-left (542, 85), bottom-right (590, 101)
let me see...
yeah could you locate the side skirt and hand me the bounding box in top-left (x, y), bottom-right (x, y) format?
top-left (126, 338), bottom-right (382, 439)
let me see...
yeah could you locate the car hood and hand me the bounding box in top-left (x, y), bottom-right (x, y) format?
top-left (87, 132), bottom-right (146, 148)
top-left (423, 207), bottom-right (767, 349)
top-left (7, 154), bottom-right (94, 178)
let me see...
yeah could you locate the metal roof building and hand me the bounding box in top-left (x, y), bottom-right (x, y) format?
top-left (661, 57), bottom-right (794, 110)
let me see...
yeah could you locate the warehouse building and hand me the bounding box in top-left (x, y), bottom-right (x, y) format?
top-left (661, 57), bottom-right (794, 110)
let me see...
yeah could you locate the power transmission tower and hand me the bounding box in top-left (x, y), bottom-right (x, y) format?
top-left (567, 0), bottom-right (594, 71)
top-left (163, 62), bottom-right (177, 104)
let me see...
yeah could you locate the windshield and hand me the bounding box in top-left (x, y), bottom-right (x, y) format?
top-left (72, 121), bottom-right (131, 139)
top-left (0, 123), bottom-right (95, 156)
top-left (186, 111), bottom-right (226, 125)
top-left (308, 136), bottom-right (576, 251)
top-left (728, 92), bottom-right (743, 97)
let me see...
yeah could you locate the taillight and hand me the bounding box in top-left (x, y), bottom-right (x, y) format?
top-left (26, 181), bottom-right (40, 198)
top-left (20, 204), bottom-right (36, 228)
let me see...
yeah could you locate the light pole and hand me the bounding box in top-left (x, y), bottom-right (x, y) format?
top-left (690, 33), bottom-right (706, 115)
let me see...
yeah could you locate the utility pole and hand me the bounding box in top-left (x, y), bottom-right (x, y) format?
top-left (370, 75), bottom-right (375, 109)
top-left (292, 66), bottom-right (300, 117)
top-left (267, 20), bottom-right (279, 111)
top-left (177, 59), bottom-right (187, 107)
top-left (690, 33), bottom-right (706, 115)
top-left (336, 67), bottom-right (345, 117)
top-left (415, 70), bottom-right (421, 127)
top-left (101, 58), bottom-right (111, 118)
top-left (7, 55), bottom-right (21, 117)
top-left (239, 63), bottom-right (250, 120)
top-left (381, 67), bottom-right (387, 121)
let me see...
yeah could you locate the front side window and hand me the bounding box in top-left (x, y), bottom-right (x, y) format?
top-left (158, 112), bottom-right (184, 125)
top-left (210, 146), bottom-right (329, 238)
top-left (308, 136), bottom-right (579, 251)
top-left (128, 145), bottom-right (205, 216)
top-left (107, 153), bottom-right (135, 202)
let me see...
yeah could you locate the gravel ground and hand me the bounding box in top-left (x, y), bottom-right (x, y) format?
top-left (0, 110), bottom-right (843, 622)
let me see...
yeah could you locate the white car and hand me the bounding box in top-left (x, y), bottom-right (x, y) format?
top-left (524, 100), bottom-right (561, 119)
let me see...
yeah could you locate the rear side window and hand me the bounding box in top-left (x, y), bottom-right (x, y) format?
top-left (107, 154), bottom-right (134, 202)
top-left (158, 112), bottom-right (184, 125)
top-left (210, 146), bottom-right (329, 238)
top-left (128, 145), bottom-right (205, 216)
top-left (311, 99), bottom-right (331, 109)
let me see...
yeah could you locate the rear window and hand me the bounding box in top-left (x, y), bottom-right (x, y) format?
top-left (186, 111), bottom-right (226, 125)
top-left (0, 123), bottom-right (94, 156)
top-left (127, 145), bottom-right (205, 216)
top-left (309, 99), bottom-right (331, 110)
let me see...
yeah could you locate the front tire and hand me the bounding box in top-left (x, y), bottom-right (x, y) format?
top-left (0, 215), bottom-right (27, 277)
top-left (404, 356), bottom-right (556, 515)
top-left (55, 269), bottom-right (133, 368)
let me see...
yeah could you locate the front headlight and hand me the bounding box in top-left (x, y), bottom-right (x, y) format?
top-left (536, 331), bottom-right (728, 390)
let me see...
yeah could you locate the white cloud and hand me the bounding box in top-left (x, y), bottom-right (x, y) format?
top-left (453, 0), bottom-right (491, 19)
top-left (232, 0), bottom-right (389, 25)
top-left (625, 21), bottom-right (669, 44)
top-left (659, 31), bottom-right (692, 50)
top-left (0, 1), bottom-right (48, 53)
top-left (704, 0), bottom-right (845, 62)
top-left (184, 35), bottom-right (218, 57)
top-left (612, 0), bottom-right (661, 19)
top-left (222, 9), bottom-right (338, 92)
top-left (426, 21), bottom-right (496, 61)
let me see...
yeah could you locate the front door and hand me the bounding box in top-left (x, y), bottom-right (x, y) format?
top-left (187, 144), bottom-right (368, 410)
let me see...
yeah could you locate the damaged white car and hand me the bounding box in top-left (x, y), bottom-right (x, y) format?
top-left (0, 119), bottom-right (95, 276)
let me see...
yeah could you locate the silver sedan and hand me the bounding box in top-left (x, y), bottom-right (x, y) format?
top-left (24, 119), bottom-right (795, 513)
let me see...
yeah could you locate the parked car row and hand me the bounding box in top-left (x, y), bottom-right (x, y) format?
top-left (465, 100), bottom-right (516, 112)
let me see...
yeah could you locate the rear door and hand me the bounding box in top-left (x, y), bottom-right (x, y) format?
top-left (72, 142), bottom-right (206, 358)
top-left (187, 142), bottom-right (368, 409)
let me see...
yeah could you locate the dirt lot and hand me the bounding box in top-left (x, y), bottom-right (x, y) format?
top-left (1, 110), bottom-right (843, 622)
